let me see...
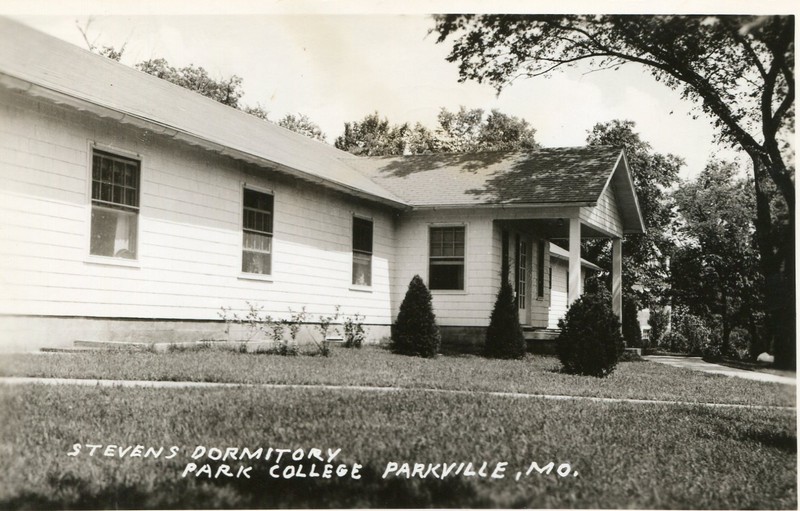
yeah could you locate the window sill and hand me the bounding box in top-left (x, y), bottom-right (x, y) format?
top-left (431, 289), bottom-right (468, 295)
top-left (84, 256), bottom-right (141, 269)
top-left (349, 285), bottom-right (373, 293)
top-left (238, 273), bottom-right (274, 283)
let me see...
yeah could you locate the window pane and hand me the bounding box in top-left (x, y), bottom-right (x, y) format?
top-left (242, 188), bottom-right (274, 274)
top-left (90, 206), bottom-right (137, 258)
top-left (243, 231), bottom-right (272, 252)
top-left (429, 261), bottom-right (464, 290)
top-left (353, 218), bottom-right (373, 253)
top-left (352, 252), bottom-right (372, 286)
top-left (242, 250), bottom-right (271, 275)
top-left (243, 189), bottom-right (273, 234)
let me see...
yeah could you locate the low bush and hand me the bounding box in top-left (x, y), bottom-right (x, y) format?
top-left (484, 281), bottom-right (526, 359)
top-left (556, 289), bottom-right (624, 377)
top-left (391, 275), bottom-right (440, 358)
top-left (660, 331), bottom-right (688, 353)
top-left (344, 313), bottom-right (366, 348)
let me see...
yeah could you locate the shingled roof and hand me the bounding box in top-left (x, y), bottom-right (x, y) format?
top-left (0, 17), bottom-right (405, 207)
top-left (339, 146), bottom-right (623, 207)
top-left (0, 17), bottom-right (644, 233)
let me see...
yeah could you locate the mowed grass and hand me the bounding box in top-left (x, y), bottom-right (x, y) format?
top-left (0, 384), bottom-right (795, 509)
top-left (0, 346), bottom-right (794, 407)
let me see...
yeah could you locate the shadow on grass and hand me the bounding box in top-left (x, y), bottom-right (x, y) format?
top-left (0, 463), bottom-right (492, 509)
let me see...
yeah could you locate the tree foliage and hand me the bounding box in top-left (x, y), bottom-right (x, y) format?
top-left (484, 281), bottom-right (526, 359)
top-left (671, 160), bottom-right (764, 356)
top-left (583, 120), bottom-right (682, 309)
top-left (434, 14), bottom-right (795, 368)
top-left (335, 107), bottom-right (539, 156)
top-left (391, 275), bottom-right (441, 358)
top-left (277, 114), bottom-right (327, 142)
top-left (135, 58), bottom-right (244, 108)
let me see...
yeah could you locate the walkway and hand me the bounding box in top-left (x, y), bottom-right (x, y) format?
top-left (644, 355), bottom-right (796, 386)
top-left (0, 376), bottom-right (793, 411)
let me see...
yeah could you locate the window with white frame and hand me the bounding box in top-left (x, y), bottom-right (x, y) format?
top-left (90, 150), bottom-right (140, 259)
top-left (352, 217), bottom-right (373, 286)
top-left (429, 226), bottom-right (465, 290)
top-left (242, 188), bottom-right (273, 275)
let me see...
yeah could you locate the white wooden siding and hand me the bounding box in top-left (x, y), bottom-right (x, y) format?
top-left (393, 209), bottom-right (501, 327)
top-left (0, 89), bottom-right (394, 330)
top-left (547, 258), bottom-right (587, 329)
top-left (580, 185), bottom-right (622, 237)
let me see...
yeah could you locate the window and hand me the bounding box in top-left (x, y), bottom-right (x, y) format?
top-left (518, 239), bottom-right (527, 309)
top-left (90, 150), bottom-right (140, 259)
top-left (429, 226), bottom-right (465, 290)
top-left (537, 241), bottom-right (545, 298)
top-left (352, 217), bottom-right (373, 286)
top-left (242, 188), bottom-right (273, 275)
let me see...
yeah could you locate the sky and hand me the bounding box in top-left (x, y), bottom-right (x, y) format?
top-left (4, 2), bottom-right (763, 180)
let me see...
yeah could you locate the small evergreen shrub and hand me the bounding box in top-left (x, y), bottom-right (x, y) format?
top-left (484, 281), bottom-right (526, 359)
top-left (660, 330), bottom-right (687, 353)
top-left (392, 275), bottom-right (441, 357)
top-left (556, 289), bottom-right (624, 377)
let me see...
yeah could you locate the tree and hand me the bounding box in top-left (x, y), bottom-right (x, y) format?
top-left (583, 120), bottom-right (682, 310)
top-left (484, 281), bottom-right (527, 359)
top-left (276, 114), bottom-right (327, 142)
top-left (671, 160), bottom-right (764, 356)
top-left (335, 112), bottom-right (411, 156)
top-left (135, 58), bottom-right (244, 108)
top-left (391, 275), bottom-right (441, 357)
top-left (434, 15), bottom-right (795, 368)
top-left (336, 107), bottom-right (539, 156)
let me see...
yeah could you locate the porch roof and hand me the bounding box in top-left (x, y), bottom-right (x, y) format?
top-left (343, 146), bottom-right (645, 234)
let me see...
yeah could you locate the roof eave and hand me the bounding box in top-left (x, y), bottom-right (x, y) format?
top-left (0, 71), bottom-right (410, 211)
top-left (409, 201), bottom-right (596, 210)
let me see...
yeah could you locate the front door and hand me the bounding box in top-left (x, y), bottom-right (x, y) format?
top-left (516, 237), bottom-right (529, 325)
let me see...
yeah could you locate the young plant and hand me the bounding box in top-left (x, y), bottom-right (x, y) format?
top-left (344, 313), bottom-right (366, 348)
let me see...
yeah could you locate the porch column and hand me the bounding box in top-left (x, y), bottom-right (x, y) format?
top-left (567, 217), bottom-right (581, 306)
top-left (612, 237), bottom-right (622, 322)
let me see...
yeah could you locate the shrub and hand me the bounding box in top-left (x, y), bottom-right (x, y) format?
top-left (392, 275), bottom-right (440, 357)
top-left (729, 328), bottom-right (751, 360)
top-left (344, 313), bottom-right (366, 348)
top-left (622, 292), bottom-right (642, 348)
top-left (671, 308), bottom-right (720, 356)
top-left (484, 281), bottom-right (526, 359)
top-left (660, 331), bottom-right (688, 353)
top-left (648, 306), bottom-right (670, 346)
top-left (556, 289), bottom-right (624, 377)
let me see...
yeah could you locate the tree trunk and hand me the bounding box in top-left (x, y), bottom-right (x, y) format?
top-left (749, 156), bottom-right (796, 370)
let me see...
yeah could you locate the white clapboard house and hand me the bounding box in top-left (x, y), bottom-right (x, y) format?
top-left (0, 18), bottom-right (644, 351)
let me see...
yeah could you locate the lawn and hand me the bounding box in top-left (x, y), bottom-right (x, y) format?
top-left (0, 346), bottom-right (795, 407)
top-left (0, 384), bottom-right (795, 509)
top-left (0, 347), bottom-right (795, 508)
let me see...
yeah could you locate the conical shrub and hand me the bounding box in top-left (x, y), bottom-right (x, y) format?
top-left (391, 275), bottom-right (440, 357)
top-left (484, 281), bottom-right (526, 359)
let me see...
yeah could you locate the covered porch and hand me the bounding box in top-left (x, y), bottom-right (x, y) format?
top-left (495, 211), bottom-right (624, 330)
